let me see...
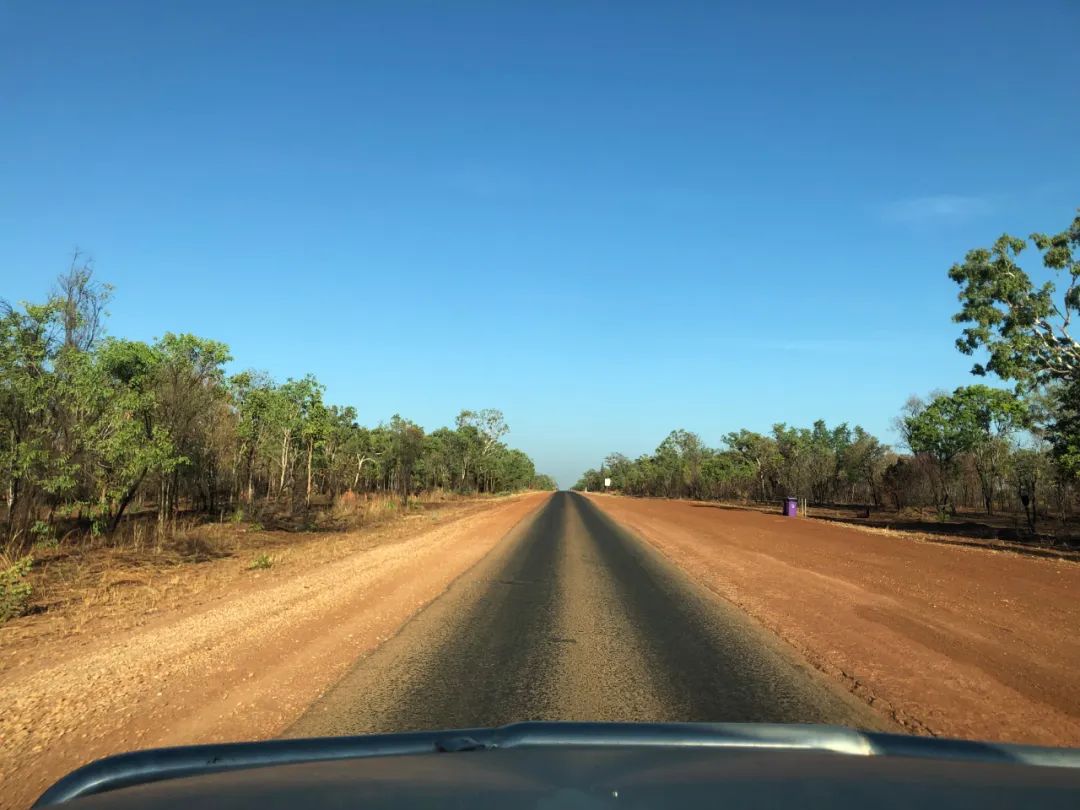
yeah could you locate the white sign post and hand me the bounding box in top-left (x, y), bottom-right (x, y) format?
top-left (604, 478), bottom-right (612, 488)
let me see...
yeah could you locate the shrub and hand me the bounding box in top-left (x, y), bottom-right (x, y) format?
top-left (1, 555), bottom-right (34, 622)
top-left (249, 553), bottom-right (274, 570)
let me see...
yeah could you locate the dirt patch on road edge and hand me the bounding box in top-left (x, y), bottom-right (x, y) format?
top-left (0, 493), bottom-right (548, 810)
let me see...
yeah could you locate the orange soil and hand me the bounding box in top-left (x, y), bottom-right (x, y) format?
top-left (0, 493), bottom-right (548, 810)
top-left (587, 494), bottom-right (1080, 745)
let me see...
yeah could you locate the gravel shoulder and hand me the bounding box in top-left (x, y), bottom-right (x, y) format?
top-left (0, 492), bottom-right (548, 810)
top-left (585, 494), bottom-right (1080, 746)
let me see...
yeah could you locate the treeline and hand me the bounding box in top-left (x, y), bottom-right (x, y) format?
top-left (575, 422), bottom-right (889, 506)
top-left (1, 265), bottom-right (555, 548)
top-left (574, 391), bottom-right (1067, 529)
top-left (577, 207), bottom-right (1080, 532)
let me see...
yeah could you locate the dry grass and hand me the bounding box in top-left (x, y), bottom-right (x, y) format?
top-left (0, 491), bottom-right (514, 654)
top-left (16, 522), bottom-right (235, 641)
top-left (328, 489), bottom-right (455, 527)
top-left (821, 518), bottom-right (1080, 563)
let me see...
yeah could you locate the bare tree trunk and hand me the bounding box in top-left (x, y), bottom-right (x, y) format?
top-left (243, 443), bottom-right (256, 504)
top-left (278, 431), bottom-right (290, 495)
top-left (353, 454), bottom-right (375, 491)
top-left (111, 472), bottom-right (147, 535)
top-left (208, 461), bottom-right (217, 514)
top-left (172, 468), bottom-right (180, 519)
top-left (305, 439), bottom-right (314, 507)
top-left (158, 478), bottom-right (167, 525)
top-left (6, 479), bottom-right (21, 543)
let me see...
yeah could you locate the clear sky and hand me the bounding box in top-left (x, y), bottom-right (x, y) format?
top-left (2, 1), bottom-right (1078, 487)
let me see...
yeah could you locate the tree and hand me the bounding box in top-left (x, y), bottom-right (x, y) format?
top-left (457, 409), bottom-right (509, 454)
top-left (451, 418), bottom-right (479, 490)
top-left (530, 474), bottom-right (558, 491)
top-left (950, 209), bottom-right (1080, 386)
top-left (489, 447), bottom-right (535, 492)
top-left (572, 468), bottom-right (604, 492)
top-left (0, 300), bottom-right (65, 541)
top-left (55, 253), bottom-right (111, 352)
top-left (151, 334), bottom-right (232, 519)
top-left (603, 453), bottom-right (633, 491)
top-left (881, 457), bottom-right (923, 510)
top-left (1047, 381), bottom-right (1080, 480)
top-left (319, 405), bottom-right (360, 496)
top-left (92, 339), bottom-right (184, 532)
top-left (651, 430), bottom-right (704, 498)
top-left (957, 386), bottom-right (1028, 514)
top-left (231, 371), bottom-right (275, 503)
top-left (723, 430), bottom-right (778, 501)
top-left (700, 450), bottom-right (755, 500)
top-left (904, 385), bottom-right (1027, 514)
top-left (456, 409), bottom-right (509, 492)
top-left (264, 376), bottom-right (321, 499)
top-left (387, 415), bottom-right (424, 504)
top-left (1010, 448), bottom-right (1051, 532)
top-left (295, 380), bottom-right (328, 507)
top-left (771, 423), bottom-right (812, 501)
top-left (841, 427), bottom-right (889, 507)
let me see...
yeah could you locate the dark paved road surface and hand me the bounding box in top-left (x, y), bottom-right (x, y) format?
top-left (289, 492), bottom-right (885, 735)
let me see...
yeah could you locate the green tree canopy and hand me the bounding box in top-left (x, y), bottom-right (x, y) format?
top-left (904, 385), bottom-right (1028, 512)
top-left (950, 209), bottom-right (1080, 386)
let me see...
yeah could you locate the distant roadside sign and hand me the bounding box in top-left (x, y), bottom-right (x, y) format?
top-left (604, 478), bottom-right (612, 488)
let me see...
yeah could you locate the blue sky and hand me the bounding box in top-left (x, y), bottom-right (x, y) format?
top-left (2, 1), bottom-right (1078, 487)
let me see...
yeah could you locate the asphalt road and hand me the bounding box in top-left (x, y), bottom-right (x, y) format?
top-left (289, 491), bottom-right (885, 735)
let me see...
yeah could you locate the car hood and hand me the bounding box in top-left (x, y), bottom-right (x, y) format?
top-left (35, 722), bottom-right (1080, 809)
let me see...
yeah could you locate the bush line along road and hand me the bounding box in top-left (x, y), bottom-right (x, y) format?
top-left (5, 489), bottom-right (1080, 809)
